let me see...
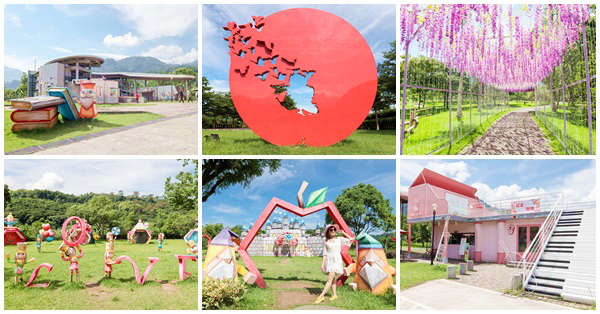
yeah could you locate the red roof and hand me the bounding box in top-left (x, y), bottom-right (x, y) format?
top-left (410, 168), bottom-right (479, 200)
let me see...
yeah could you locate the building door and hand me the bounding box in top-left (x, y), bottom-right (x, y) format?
top-left (517, 225), bottom-right (540, 257)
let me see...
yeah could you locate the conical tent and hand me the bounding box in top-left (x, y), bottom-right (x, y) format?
top-left (127, 221), bottom-right (152, 244)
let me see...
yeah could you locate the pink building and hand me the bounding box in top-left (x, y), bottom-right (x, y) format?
top-left (406, 168), bottom-right (559, 264)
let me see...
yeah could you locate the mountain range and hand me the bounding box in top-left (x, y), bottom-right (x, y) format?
top-left (4, 56), bottom-right (197, 89)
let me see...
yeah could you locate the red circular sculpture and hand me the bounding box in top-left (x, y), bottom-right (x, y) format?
top-left (225, 8), bottom-right (377, 146)
top-left (61, 216), bottom-right (87, 246)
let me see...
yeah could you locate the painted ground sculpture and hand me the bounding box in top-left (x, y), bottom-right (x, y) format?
top-left (59, 216), bottom-right (89, 282)
top-left (202, 228), bottom-right (257, 284)
top-left (176, 231), bottom-right (198, 281)
top-left (224, 8), bottom-right (377, 146)
top-left (4, 212), bottom-right (27, 245)
top-left (239, 181), bottom-right (355, 288)
top-left (344, 233), bottom-right (396, 294)
top-left (128, 220), bottom-right (153, 244)
top-left (103, 242), bottom-right (120, 278)
top-left (274, 232), bottom-right (298, 257)
top-left (74, 81), bottom-right (99, 119)
top-left (38, 223), bottom-right (55, 242)
top-left (6, 242), bottom-right (54, 287)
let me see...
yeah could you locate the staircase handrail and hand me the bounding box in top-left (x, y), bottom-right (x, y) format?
top-left (433, 218), bottom-right (449, 264)
top-left (519, 192), bottom-right (563, 288)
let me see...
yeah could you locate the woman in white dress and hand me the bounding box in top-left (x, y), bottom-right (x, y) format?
top-left (315, 224), bottom-right (354, 303)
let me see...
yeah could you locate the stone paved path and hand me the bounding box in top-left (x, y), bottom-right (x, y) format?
top-left (462, 110), bottom-right (553, 155)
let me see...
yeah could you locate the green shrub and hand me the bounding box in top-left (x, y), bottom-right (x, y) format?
top-left (202, 278), bottom-right (246, 310)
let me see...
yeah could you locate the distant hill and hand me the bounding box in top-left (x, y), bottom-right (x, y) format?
top-left (97, 56), bottom-right (198, 73)
top-left (4, 66), bottom-right (24, 89)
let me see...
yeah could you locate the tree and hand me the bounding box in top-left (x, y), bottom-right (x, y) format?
top-left (4, 184), bottom-right (11, 208)
top-left (202, 223), bottom-right (224, 239)
top-left (202, 159), bottom-right (281, 202)
top-left (330, 183), bottom-right (395, 236)
top-left (164, 159), bottom-right (198, 212)
top-left (374, 41), bottom-right (396, 130)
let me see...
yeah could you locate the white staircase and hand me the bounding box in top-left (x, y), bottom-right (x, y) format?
top-left (525, 208), bottom-right (596, 304)
top-left (434, 219), bottom-right (450, 264)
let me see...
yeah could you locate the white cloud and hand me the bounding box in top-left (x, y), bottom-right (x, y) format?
top-left (24, 173), bottom-right (65, 191)
top-left (48, 46), bottom-right (73, 54)
top-left (24, 4), bottom-right (36, 11)
top-left (87, 48), bottom-right (98, 51)
top-left (472, 183), bottom-right (547, 202)
top-left (212, 204), bottom-right (245, 215)
top-left (210, 79), bottom-right (230, 93)
top-left (53, 4), bottom-right (94, 17)
top-left (93, 53), bottom-right (130, 60)
top-left (239, 165), bottom-right (297, 201)
top-left (400, 160), bottom-right (471, 184)
top-left (103, 32), bottom-right (141, 47)
top-left (549, 162), bottom-right (596, 204)
top-left (142, 45), bottom-right (197, 64)
top-left (5, 160), bottom-right (188, 196)
top-left (112, 4), bottom-right (197, 40)
top-left (6, 12), bottom-right (22, 28)
top-left (4, 54), bottom-right (36, 72)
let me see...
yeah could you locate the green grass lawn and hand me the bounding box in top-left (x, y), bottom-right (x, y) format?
top-left (403, 107), bottom-right (509, 155)
top-left (96, 103), bottom-right (157, 107)
top-left (400, 262), bottom-right (446, 290)
top-left (218, 255), bottom-right (396, 310)
top-left (534, 111), bottom-right (596, 155)
top-left (5, 110), bottom-right (165, 153)
top-left (202, 129), bottom-right (396, 155)
top-left (5, 240), bottom-right (198, 310)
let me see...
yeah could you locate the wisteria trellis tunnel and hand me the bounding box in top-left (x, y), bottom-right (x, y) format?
top-left (399, 4), bottom-right (595, 155)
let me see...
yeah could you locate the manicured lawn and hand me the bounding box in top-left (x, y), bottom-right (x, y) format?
top-left (5, 110), bottom-right (165, 153)
top-left (97, 103), bottom-right (156, 107)
top-left (534, 110), bottom-right (596, 155)
top-left (403, 106), bottom-right (510, 155)
top-left (5, 240), bottom-right (198, 310)
top-left (400, 262), bottom-right (446, 290)
top-left (202, 129), bottom-right (396, 155)
top-left (218, 255), bottom-right (396, 310)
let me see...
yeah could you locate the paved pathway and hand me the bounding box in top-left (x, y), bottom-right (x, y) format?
top-left (462, 108), bottom-right (553, 155)
top-left (98, 102), bottom-right (197, 116)
top-left (8, 102), bottom-right (198, 155)
top-left (400, 279), bottom-right (571, 310)
top-left (33, 113), bottom-right (197, 155)
top-left (294, 305), bottom-right (344, 310)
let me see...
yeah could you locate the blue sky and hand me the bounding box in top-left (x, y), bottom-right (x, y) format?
top-left (4, 159), bottom-right (195, 196)
top-left (202, 4), bottom-right (396, 111)
top-left (202, 159), bottom-right (396, 230)
top-left (400, 159), bottom-right (596, 204)
top-left (5, 4), bottom-right (198, 72)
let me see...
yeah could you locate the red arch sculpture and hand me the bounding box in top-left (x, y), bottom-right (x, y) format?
top-left (239, 197), bottom-right (354, 288)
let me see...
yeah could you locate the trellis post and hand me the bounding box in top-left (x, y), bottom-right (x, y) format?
top-left (560, 62), bottom-right (568, 154)
top-left (448, 68), bottom-right (453, 145)
top-left (400, 41), bottom-right (410, 155)
top-left (581, 23), bottom-right (593, 155)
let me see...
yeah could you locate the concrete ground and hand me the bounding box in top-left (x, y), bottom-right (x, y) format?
top-left (8, 102), bottom-right (198, 155)
top-left (34, 113), bottom-right (197, 155)
top-left (399, 279), bottom-right (571, 310)
top-left (462, 106), bottom-right (554, 155)
top-left (98, 101), bottom-right (197, 117)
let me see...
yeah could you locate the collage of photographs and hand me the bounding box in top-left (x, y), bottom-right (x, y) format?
top-left (0, 2), bottom-right (596, 312)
